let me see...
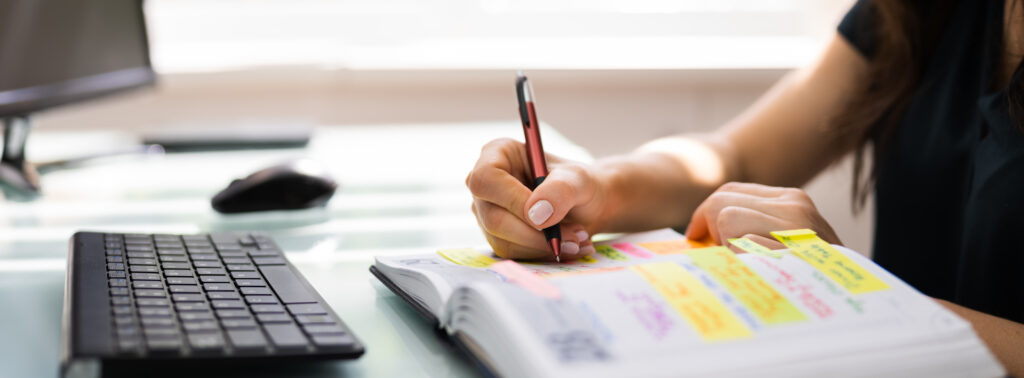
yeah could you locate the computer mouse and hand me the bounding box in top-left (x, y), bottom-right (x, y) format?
top-left (212, 159), bottom-right (338, 214)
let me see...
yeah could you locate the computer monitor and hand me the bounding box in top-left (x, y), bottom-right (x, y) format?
top-left (0, 0), bottom-right (155, 194)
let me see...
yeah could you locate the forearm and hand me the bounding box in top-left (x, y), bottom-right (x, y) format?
top-left (937, 299), bottom-right (1024, 376)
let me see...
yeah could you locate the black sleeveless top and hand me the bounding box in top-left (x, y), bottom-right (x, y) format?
top-left (839, 0), bottom-right (1024, 322)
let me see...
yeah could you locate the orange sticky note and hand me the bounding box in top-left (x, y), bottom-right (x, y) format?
top-left (489, 260), bottom-right (562, 300)
top-left (638, 238), bottom-right (715, 255)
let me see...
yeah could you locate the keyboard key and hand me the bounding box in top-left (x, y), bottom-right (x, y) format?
top-left (179, 312), bottom-right (215, 322)
top-left (116, 326), bottom-right (140, 337)
top-left (169, 285), bottom-right (201, 294)
top-left (227, 329), bottom-right (267, 351)
top-left (146, 338), bottom-right (183, 354)
top-left (190, 254), bottom-right (219, 261)
top-left (107, 271), bottom-right (126, 278)
top-left (231, 271), bottom-right (261, 279)
top-left (139, 307), bottom-right (173, 317)
top-left (311, 335), bottom-right (355, 348)
top-left (227, 264), bottom-right (255, 271)
top-left (196, 268), bottom-right (226, 275)
top-left (194, 261), bottom-right (224, 268)
top-left (302, 324), bottom-right (346, 335)
top-left (288, 304), bottom-right (327, 315)
top-left (137, 298), bottom-right (170, 307)
top-left (248, 249), bottom-right (281, 257)
top-left (164, 270), bottom-right (194, 277)
top-left (131, 272), bottom-right (160, 281)
top-left (207, 291), bottom-right (240, 300)
top-left (253, 257), bottom-right (286, 266)
top-left (141, 317), bottom-right (175, 327)
top-left (160, 255), bottom-right (188, 262)
top-left (135, 289), bottom-right (167, 298)
top-left (250, 304), bottom-right (284, 314)
top-left (157, 248), bottom-right (187, 256)
top-left (162, 262), bottom-right (190, 270)
top-left (129, 265), bottom-right (159, 273)
top-left (256, 314), bottom-right (292, 324)
top-left (144, 328), bottom-right (179, 338)
top-left (259, 266), bottom-right (316, 304)
top-left (106, 256), bottom-right (124, 263)
top-left (221, 318), bottom-right (257, 329)
top-left (128, 258), bottom-right (157, 265)
top-left (235, 279), bottom-right (266, 287)
top-left (107, 263), bottom-right (125, 271)
top-left (264, 323), bottom-right (309, 350)
top-left (114, 316), bottom-right (134, 326)
top-left (188, 247), bottom-right (216, 254)
top-left (112, 306), bottom-right (132, 315)
top-left (126, 245), bottom-right (154, 252)
top-left (110, 287), bottom-right (129, 295)
top-left (108, 278), bottom-right (127, 287)
top-left (295, 315), bottom-right (335, 325)
top-left (132, 281), bottom-right (162, 289)
top-left (188, 332), bottom-right (225, 351)
top-left (211, 300), bottom-right (245, 309)
top-left (166, 277), bottom-right (197, 285)
top-left (216, 310), bottom-right (252, 319)
top-left (240, 287), bottom-right (273, 295)
top-left (219, 251), bottom-right (246, 258)
top-left (111, 296), bottom-right (130, 305)
top-left (203, 283), bottom-right (234, 292)
top-left (175, 302), bottom-right (210, 312)
top-left (222, 257), bottom-right (250, 265)
top-left (245, 296), bottom-right (278, 305)
top-left (200, 276), bottom-right (230, 283)
top-left (182, 321), bottom-right (218, 333)
top-left (126, 252), bottom-right (155, 258)
top-left (172, 294), bottom-right (204, 302)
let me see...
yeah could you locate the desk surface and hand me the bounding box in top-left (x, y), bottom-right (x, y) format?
top-left (0, 122), bottom-right (590, 378)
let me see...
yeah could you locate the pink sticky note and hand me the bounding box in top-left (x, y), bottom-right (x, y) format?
top-left (612, 243), bottom-right (654, 258)
top-left (489, 260), bottom-right (562, 300)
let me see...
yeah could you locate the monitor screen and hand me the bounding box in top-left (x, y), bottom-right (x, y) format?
top-left (0, 0), bottom-right (155, 117)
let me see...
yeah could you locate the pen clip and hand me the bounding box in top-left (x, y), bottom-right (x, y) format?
top-left (516, 74), bottom-right (531, 128)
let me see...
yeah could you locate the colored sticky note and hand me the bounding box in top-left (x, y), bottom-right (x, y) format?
top-left (611, 243), bottom-right (653, 258)
top-left (771, 229), bottom-right (889, 294)
top-left (638, 238), bottom-right (714, 255)
top-left (631, 262), bottom-right (752, 341)
top-left (437, 248), bottom-right (496, 268)
top-left (728, 238), bottom-right (783, 259)
top-left (489, 260), bottom-right (562, 299)
top-left (686, 247), bottom-right (805, 325)
top-left (576, 255), bottom-right (599, 264)
top-left (595, 245), bottom-right (629, 261)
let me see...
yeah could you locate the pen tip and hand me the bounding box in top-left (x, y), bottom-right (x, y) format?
top-left (549, 238), bottom-right (561, 263)
top-left (516, 69), bottom-right (524, 78)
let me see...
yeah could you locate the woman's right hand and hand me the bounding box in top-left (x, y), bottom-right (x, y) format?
top-left (466, 138), bottom-right (610, 260)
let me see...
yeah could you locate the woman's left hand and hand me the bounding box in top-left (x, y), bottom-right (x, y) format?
top-left (684, 182), bottom-right (842, 250)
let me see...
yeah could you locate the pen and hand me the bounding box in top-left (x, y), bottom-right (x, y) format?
top-left (515, 72), bottom-right (562, 262)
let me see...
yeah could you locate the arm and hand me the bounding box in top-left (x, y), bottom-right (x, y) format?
top-left (937, 299), bottom-right (1024, 376)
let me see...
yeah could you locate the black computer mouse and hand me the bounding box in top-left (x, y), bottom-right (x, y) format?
top-left (211, 159), bottom-right (338, 214)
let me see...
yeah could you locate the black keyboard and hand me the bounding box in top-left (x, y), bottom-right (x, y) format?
top-left (61, 232), bottom-right (364, 373)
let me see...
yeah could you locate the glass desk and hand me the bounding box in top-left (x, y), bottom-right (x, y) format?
top-left (0, 122), bottom-right (591, 377)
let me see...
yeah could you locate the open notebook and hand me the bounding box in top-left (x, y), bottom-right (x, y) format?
top-left (370, 229), bottom-right (1004, 378)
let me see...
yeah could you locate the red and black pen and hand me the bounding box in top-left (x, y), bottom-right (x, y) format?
top-left (515, 72), bottom-right (562, 262)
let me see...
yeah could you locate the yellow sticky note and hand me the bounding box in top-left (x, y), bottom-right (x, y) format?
top-left (771, 229), bottom-right (889, 294)
top-left (594, 245), bottom-right (629, 261)
top-left (638, 238), bottom-right (714, 255)
top-left (687, 247), bottom-right (806, 325)
top-left (728, 238), bottom-right (783, 259)
top-left (576, 255), bottom-right (599, 264)
top-left (631, 262), bottom-right (752, 341)
top-left (437, 248), bottom-right (496, 268)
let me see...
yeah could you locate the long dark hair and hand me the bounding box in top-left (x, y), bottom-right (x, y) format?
top-left (838, 0), bottom-right (1024, 211)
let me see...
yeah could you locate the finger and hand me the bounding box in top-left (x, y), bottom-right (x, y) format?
top-left (716, 182), bottom-right (791, 198)
top-left (742, 234), bottom-right (785, 250)
top-left (686, 191), bottom-right (787, 242)
top-left (523, 165), bottom-right (594, 229)
top-left (467, 166), bottom-right (533, 222)
top-left (481, 224), bottom-right (588, 261)
top-left (714, 205), bottom-right (796, 245)
top-left (474, 200), bottom-right (586, 259)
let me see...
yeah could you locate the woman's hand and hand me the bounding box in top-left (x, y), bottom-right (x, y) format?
top-left (684, 182), bottom-right (841, 249)
top-left (466, 138), bottom-right (610, 260)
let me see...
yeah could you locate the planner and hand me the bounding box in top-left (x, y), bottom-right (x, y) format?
top-left (370, 229), bottom-right (1004, 378)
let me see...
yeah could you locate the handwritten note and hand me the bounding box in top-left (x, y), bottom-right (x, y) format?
top-left (686, 247), bottom-right (806, 325)
top-left (771, 229), bottom-right (889, 294)
top-left (728, 238), bottom-right (783, 259)
top-left (437, 248), bottom-right (496, 268)
top-left (631, 262), bottom-right (752, 341)
top-left (638, 238), bottom-right (714, 255)
top-left (611, 243), bottom-right (653, 258)
top-left (595, 245), bottom-right (629, 261)
top-left (489, 260), bottom-right (562, 299)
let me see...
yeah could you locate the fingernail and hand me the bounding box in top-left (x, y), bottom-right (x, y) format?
top-left (528, 200), bottom-right (554, 226)
top-left (575, 230), bottom-right (589, 242)
top-left (579, 245), bottom-right (595, 256)
top-left (560, 241), bottom-right (579, 256)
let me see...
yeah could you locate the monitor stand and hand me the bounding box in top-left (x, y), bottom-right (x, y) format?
top-left (0, 116), bottom-right (41, 198)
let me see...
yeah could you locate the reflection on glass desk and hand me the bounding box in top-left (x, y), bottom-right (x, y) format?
top-left (0, 122), bottom-right (591, 377)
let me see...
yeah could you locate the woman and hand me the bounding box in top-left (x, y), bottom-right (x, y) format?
top-left (466, 0), bottom-right (1024, 373)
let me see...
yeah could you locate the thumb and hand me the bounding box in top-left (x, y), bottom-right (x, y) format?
top-left (523, 166), bottom-right (592, 230)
